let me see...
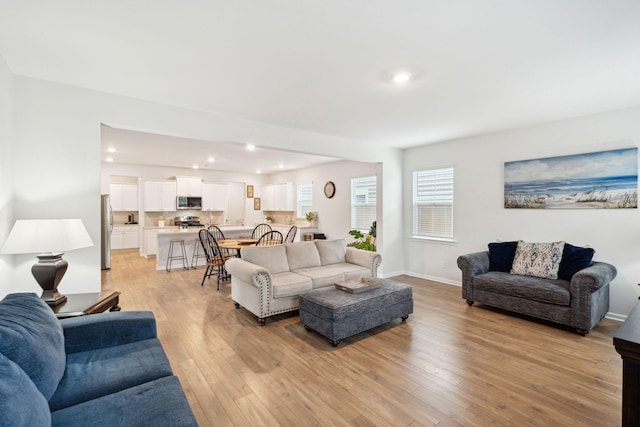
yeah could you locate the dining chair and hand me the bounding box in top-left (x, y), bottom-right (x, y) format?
top-left (251, 223), bottom-right (272, 239)
top-left (284, 225), bottom-right (297, 243)
top-left (198, 229), bottom-right (232, 290)
top-left (208, 225), bottom-right (233, 257)
top-left (256, 230), bottom-right (284, 246)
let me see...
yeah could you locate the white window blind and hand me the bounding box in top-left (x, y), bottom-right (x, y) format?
top-left (297, 184), bottom-right (313, 218)
top-left (351, 176), bottom-right (377, 230)
top-left (412, 168), bottom-right (454, 239)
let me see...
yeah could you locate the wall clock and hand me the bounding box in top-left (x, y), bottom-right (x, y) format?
top-left (324, 181), bottom-right (336, 198)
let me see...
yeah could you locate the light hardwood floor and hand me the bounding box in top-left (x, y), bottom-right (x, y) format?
top-left (102, 250), bottom-right (623, 427)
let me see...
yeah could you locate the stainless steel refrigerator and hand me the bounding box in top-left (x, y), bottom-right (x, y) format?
top-left (101, 194), bottom-right (112, 269)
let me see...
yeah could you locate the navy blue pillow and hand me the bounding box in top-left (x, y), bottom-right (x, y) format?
top-left (488, 241), bottom-right (518, 272)
top-left (558, 243), bottom-right (595, 280)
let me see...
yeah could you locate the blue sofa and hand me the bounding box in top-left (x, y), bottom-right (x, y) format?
top-left (0, 293), bottom-right (197, 426)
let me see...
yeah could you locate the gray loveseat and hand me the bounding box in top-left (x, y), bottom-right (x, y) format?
top-left (226, 239), bottom-right (382, 325)
top-left (457, 242), bottom-right (617, 335)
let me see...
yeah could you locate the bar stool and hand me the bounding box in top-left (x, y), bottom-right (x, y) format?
top-left (190, 236), bottom-right (207, 269)
top-left (166, 238), bottom-right (188, 272)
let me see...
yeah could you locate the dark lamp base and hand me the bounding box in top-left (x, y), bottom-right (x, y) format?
top-left (41, 290), bottom-right (68, 306)
top-left (31, 253), bottom-right (68, 307)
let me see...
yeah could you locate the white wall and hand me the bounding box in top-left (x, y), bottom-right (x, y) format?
top-left (268, 158), bottom-right (404, 277)
top-left (4, 74), bottom-right (403, 298)
top-left (404, 105), bottom-right (640, 317)
top-left (0, 55), bottom-right (13, 292)
top-left (269, 159), bottom-right (403, 277)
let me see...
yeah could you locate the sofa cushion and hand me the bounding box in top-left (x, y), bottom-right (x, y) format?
top-left (558, 243), bottom-right (595, 281)
top-left (488, 241), bottom-right (518, 272)
top-left (327, 262), bottom-right (371, 280)
top-left (286, 241), bottom-right (321, 271)
top-left (271, 272), bottom-right (313, 298)
top-left (0, 352), bottom-right (51, 427)
top-left (49, 338), bottom-right (174, 411)
top-left (474, 271), bottom-right (571, 306)
top-left (315, 239), bottom-right (347, 265)
top-left (51, 376), bottom-right (197, 427)
top-left (0, 293), bottom-right (65, 400)
top-left (241, 244), bottom-right (290, 274)
top-left (511, 241), bottom-right (565, 279)
top-left (293, 266), bottom-right (345, 289)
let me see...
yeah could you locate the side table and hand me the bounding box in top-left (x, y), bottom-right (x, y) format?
top-left (52, 291), bottom-right (121, 319)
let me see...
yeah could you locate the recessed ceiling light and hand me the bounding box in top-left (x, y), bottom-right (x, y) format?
top-left (256, 169), bottom-right (261, 174)
top-left (107, 147), bottom-right (116, 153)
top-left (278, 164), bottom-right (284, 169)
top-left (208, 156), bottom-right (215, 162)
top-left (246, 144), bottom-right (255, 151)
top-left (192, 164), bottom-right (199, 169)
top-left (392, 71), bottom-right (412, 84)
top-left (105, 157), bottom-right (114, 162)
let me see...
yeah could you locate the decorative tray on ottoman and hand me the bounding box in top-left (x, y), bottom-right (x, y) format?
top-left (335, 277), bottom-right (381, 293)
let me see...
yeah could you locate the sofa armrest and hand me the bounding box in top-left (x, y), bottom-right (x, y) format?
top-left (61, 311), bottom-right (157, 354)
top-left (570, 261), bottom-right (617, 331)
top-left (457, 251), bottom-right (490, 301)
top-left (457, 251), bottom-right (490, 277)
top-left (345, 248), bottom-right (382, 277)
top-left (571, 261), bottom-right (617, 293)
top-left (226, 258), bottom-right (271, 288)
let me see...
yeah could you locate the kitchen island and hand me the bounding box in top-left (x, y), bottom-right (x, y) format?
top-left (154, 226), bottom-right (254, 270)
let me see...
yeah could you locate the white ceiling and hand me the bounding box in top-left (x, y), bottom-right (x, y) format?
top-left (101, 125), bottom-right (340, 174)
top-left (2, 1), bottom-right (640, 170)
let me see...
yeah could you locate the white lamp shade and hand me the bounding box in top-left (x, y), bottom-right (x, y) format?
top-left (0, 219), bottom-right (94, 254)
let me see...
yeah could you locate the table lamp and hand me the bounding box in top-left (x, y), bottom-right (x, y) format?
top-left (0, 219), bottom-right (94, 306)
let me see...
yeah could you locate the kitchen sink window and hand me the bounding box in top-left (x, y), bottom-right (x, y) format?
top-left (297, 183), bottom-right (313, 218)
top-left (351, 176), bottom-right (376, 232)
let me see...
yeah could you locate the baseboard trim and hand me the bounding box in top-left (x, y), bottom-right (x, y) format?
top-left (606, 312), bottom-right (626, 323)
top-left (401, 272), bottom-right (461, 287)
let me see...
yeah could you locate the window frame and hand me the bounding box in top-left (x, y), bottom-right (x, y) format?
top-left (411, 167), bottom-right (454, 241)
top-left (350, 175), bottom-right (377, 232)
top-left (296, 183), bottom-right (313, 218)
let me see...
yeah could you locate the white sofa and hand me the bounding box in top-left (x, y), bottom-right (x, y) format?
top-left (225, 239), bottom-right (382, 325)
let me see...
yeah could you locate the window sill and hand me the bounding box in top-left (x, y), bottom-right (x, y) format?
top-left (410, 236), bottom-right (457, 244)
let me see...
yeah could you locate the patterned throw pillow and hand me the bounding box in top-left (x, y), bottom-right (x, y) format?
top-left (510, 241), bottom-right (565, 279)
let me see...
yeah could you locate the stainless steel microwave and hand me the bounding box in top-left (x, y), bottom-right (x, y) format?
top-left (177, 196), bottom-right (202, 210)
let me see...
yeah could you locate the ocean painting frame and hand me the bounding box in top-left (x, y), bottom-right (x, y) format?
top-left (504, 148), bottom-right (638, 209)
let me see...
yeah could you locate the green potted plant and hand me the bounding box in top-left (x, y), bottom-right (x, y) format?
top-left (305, 212), bottom-right (315, 226)
top-left (347, 221), bottom-right (377, 251)
top-left (264, 216), bottom-right (273, 224)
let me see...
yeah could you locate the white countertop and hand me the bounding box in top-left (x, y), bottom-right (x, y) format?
top-left (217, 225), bottom-right (254, 231)
top-left (147, 225), bottom-right (255, 236)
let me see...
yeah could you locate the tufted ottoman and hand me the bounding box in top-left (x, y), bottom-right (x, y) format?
top-left (299, 279), bottom-right (413, 347)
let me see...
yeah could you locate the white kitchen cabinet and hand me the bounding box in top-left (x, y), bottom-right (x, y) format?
top-left (109, 184), bottom-right (138, 211)
top-left (276, 183), bottom-right (295, 211)
top-left (143, 228), bottom-right (159, 256)
top-left (202, 183), bottom-right (228, 211)
top-left (111, 225), bottom-right (139, 250)
top-left (262, 185), bottom-right (276, 211)
top-left (262, 183), bottom-right (295, 211)
top-left (176, 176), bottom-right (202, 197)
top-left (143, 181), bottom-right (177, 211)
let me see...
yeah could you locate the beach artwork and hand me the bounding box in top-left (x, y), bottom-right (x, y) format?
top-left (504, 148), bottom-right (638, 209)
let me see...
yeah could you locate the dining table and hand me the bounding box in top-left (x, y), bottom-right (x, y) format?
top-left (217, 238), bottom-right (258, 257)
